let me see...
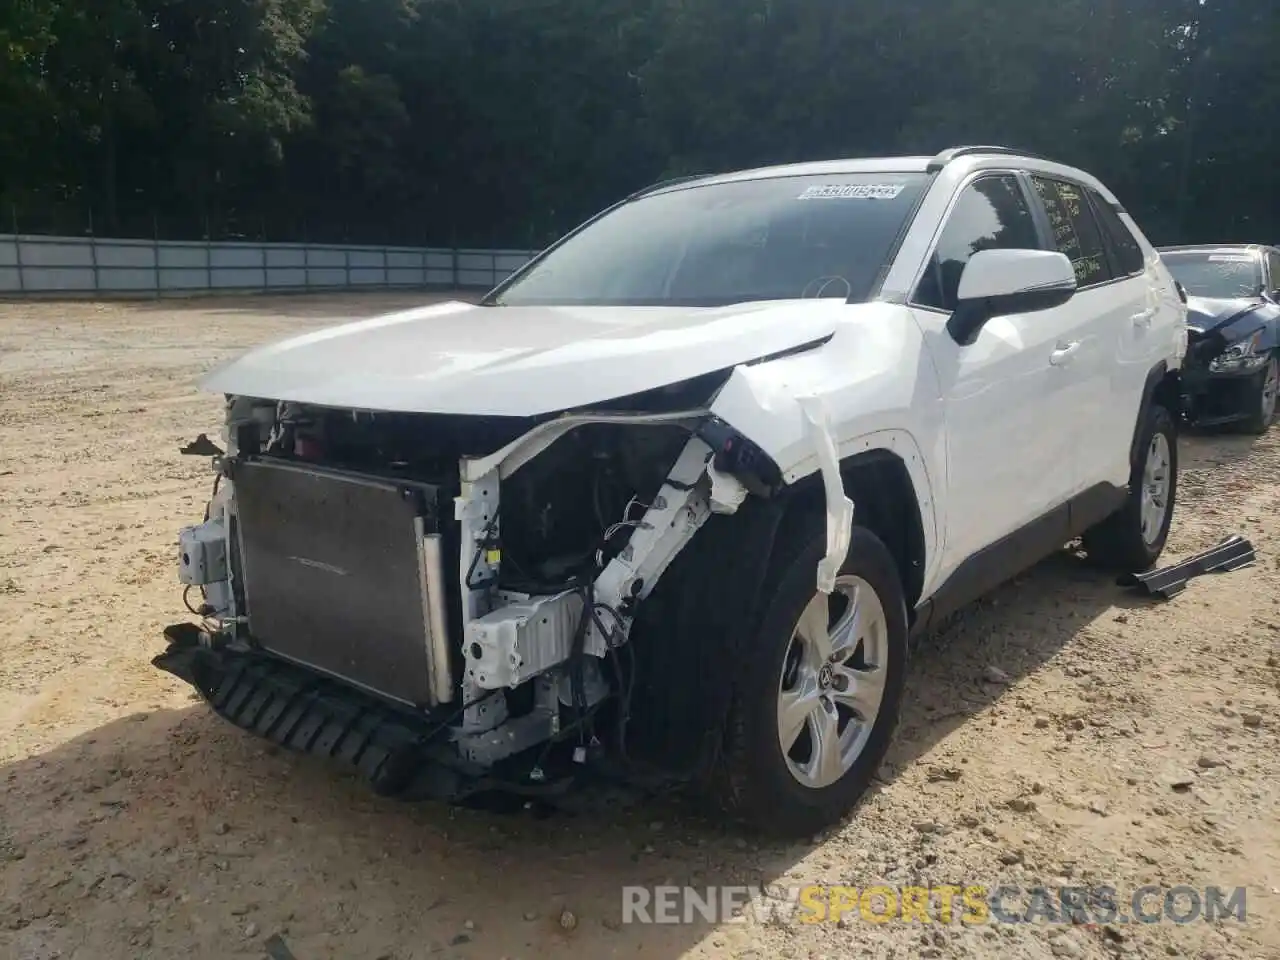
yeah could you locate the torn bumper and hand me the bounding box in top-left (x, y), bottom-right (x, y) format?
top-left (798, 396), bottom-right (853, 594)
top-left (1181, 340), bottom-right (1269, 426)
top-left (153, 623), bottom-right (550, 802)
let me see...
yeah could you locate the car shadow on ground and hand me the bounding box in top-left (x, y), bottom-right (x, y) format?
top-left (0, 546), bottom-right (1166, 960)
top-left (888, 547), bottom-right (1156, 768)
top-left (1178, 427), bottom-right (1261, 471)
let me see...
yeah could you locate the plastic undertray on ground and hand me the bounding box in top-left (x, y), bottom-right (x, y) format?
top-left (1119, 534), bottom-right (1256, 599)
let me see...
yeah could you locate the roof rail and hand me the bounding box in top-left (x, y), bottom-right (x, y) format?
top-left (926, 145), bottom-right (1046, 173)
top-left (1155, 243), bottom-right (1259, 252)
top-left (627, 173), bottom-right (710, 200)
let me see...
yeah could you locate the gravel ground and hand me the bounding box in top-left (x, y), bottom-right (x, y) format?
top-left (1, 293), bottom-right (1278, 960)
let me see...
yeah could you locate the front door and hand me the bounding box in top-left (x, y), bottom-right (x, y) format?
top-left (908, 172), bottom-right (1082, 580)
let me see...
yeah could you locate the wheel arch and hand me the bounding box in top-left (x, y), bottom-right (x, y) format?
top-left (1132, 361), bottom-right (1182, 467)
top-left (779, 446), bottom-right (930, 612)
top-left (621, 440), bottom-right (932, 780)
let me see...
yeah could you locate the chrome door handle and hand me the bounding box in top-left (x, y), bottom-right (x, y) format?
top-left (1050, 341), bottom-right (1081, 366)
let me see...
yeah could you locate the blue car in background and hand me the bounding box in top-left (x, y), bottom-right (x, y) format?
top-left (1159, 243), bottom-right (1280, 434)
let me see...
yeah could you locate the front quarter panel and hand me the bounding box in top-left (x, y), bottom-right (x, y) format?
top-left (1130, 220), bottom-right (1188, 373)
top-left (709, 302), bottom-right (944, 594)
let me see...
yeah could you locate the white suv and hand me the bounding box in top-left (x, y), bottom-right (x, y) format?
top-left (159, 145), bottom-right (1188, 837)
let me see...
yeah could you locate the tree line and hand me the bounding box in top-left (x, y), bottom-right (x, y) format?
top-left (1, 0), bottom-right (1275, 247)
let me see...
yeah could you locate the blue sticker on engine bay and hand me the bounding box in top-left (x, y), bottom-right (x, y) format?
top-left (797, 184), bottom-right (905, 200)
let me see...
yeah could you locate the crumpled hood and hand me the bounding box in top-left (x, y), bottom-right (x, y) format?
top-left (1185, 295), bottom-right (1268, 335)
top-left (200, 298), bottom-right (845, 416)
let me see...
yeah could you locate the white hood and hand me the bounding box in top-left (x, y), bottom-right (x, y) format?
top-left (200, 299), bottom-right (844, 416)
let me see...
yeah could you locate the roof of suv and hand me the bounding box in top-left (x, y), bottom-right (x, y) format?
top-left (636, 157), bottom-right (935, 197)
top-left (1157, 244), bottom-right (1269, 255)
top-left (638, 144), bottom-right (1100, 198)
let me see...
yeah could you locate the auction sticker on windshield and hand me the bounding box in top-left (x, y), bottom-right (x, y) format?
top-left (797, 184), bottom-right (906, 200)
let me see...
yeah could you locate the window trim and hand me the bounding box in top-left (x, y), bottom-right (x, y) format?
top-left (905, 168), bottom-right (1046, 315)
top-left (859, 169), bottom-right (943, 305)
top-left (1026, 172), bottom-right (1117, 291)
top-left (1085, 187), bottom-right (1146, 281)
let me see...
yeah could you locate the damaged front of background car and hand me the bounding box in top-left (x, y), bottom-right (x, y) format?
top-left (1181, 294), bottom-right (1280, 434)
top-left (1159, 245), bottom-right (1280, 434)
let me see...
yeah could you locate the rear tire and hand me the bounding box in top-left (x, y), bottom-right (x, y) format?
top-left (713, 522), bottom-right (908, 838)
top-left (1239, 353), bottom-right (1279, 435)
top-left (1082, 402), bottom-right (1178, 574)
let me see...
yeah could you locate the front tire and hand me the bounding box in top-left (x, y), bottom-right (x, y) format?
top-left (714, 523), bottom-right (908, 838)
top-left (1239, 353), bottom-right (1279, 435)
top-left (1083, 402), bottom-right (1178, 573)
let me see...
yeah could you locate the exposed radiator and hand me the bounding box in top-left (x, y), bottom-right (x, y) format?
top-left (230, 458), bottom-right (454, 708)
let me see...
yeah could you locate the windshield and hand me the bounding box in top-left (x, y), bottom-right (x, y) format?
top-left (1162, 251), bottom-right (1263, 300)
top-left (489, 172), bottom-right (930, 307)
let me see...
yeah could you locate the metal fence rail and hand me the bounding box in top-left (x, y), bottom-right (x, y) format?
top-left (0, 234), bottom-right (540, 296)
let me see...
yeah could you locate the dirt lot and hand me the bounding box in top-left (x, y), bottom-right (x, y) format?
top-left (1, 293), bottom-right (1278, 960)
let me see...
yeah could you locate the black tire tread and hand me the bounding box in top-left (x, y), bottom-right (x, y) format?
top-left (1237, 353), bottom-right (1279, 436)
top-left (1082, 402), bottom-right (1178, 573)
top-left (712, 518), bottom-right (909, 837)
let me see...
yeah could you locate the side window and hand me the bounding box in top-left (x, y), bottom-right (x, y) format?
top-left (1032, 176), bottom-right (1113, 288)
top-left (1267, 250), bottom-right (1280, 296)
top-left (913, 174), bottom-right (1041, 311)
top-left (1089, 191), bottom-right (1146, 277)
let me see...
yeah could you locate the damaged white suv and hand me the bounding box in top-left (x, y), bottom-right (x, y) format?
top-left (159, 146), bottom-right (1188, 837)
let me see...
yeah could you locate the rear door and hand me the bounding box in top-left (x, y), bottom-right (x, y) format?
top-left (1026, 174), bottom-right (1149, 493)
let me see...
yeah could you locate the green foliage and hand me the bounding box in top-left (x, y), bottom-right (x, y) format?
top-left (0, 0), bottom-right (1275, 244)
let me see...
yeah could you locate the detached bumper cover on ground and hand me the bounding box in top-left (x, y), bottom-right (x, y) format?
top-left (1119, 534), bottom-right (1256, 599)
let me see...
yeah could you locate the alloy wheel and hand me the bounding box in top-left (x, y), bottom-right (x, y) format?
top-left (1261, 356), bottom-right (1279, 426)
top-left (776, 575), bottom-right (888, 790)
top-left (1140, 432), bottom-right (1172, 546)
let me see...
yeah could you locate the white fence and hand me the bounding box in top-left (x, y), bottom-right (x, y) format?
top-left (0, 234), bottom-right (540, 296)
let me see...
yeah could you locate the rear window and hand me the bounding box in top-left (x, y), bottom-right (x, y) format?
top-left (1032, 176), bottom-right (1112, 287)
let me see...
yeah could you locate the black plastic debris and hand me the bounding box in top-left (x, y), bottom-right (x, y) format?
top-left (179, 432), bottom-right (224, 456)
top-left (263, 934), bottom-right (298, 960)
top-left (1119, 534), bottom-right (1256, 599)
